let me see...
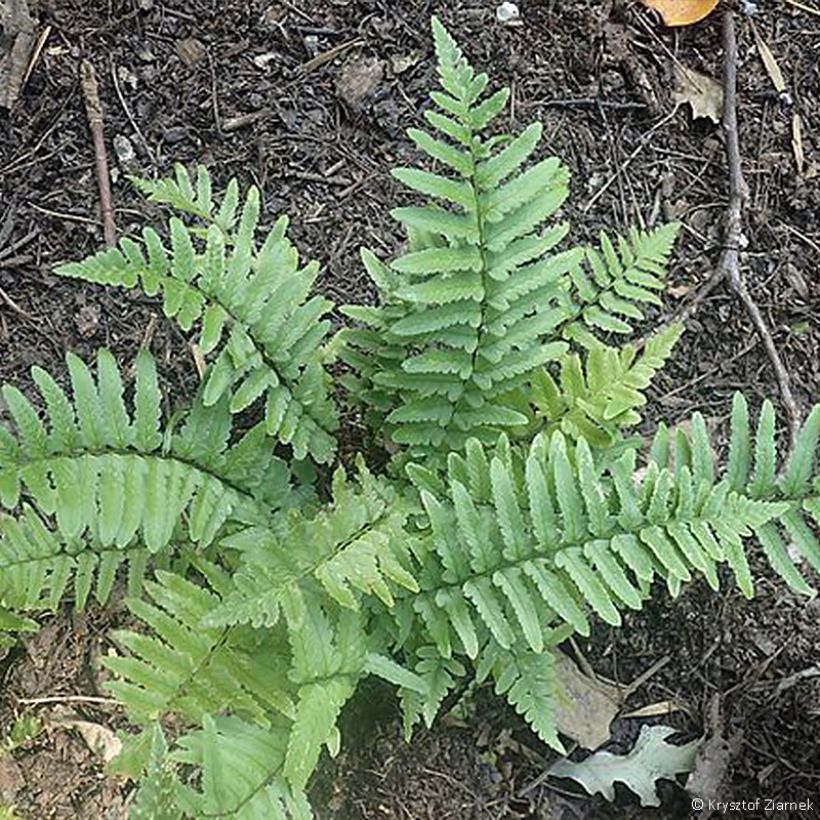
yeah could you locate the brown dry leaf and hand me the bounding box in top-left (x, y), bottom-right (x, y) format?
top-left (752, 29), bottom-right (786, 92)
top-left (554, 651), bottom-right (626, 750)
top-left (792, 113), bottom-right (805, 176)
top-left (621, 699), bottom-right (688, 719)
top-left (673, 64), bottom-right (723, 124)
top-left (642, 0), bottom-right (719, 26)
top-left (336, 56), bottom-right (384, 112)
top-left (51, 711), bottom-right (123, 764)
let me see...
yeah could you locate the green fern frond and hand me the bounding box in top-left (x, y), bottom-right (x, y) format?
top-left (396, 398), bottom-right (820, 747)
top-left (0, 605), bottom-right (37, 649)
top-left (0, 351), bottom-right (291, 599)
top-left (339, 16), bottom-right (576, 455)
top-left (476, 641), bottom-right (566, 752)
top-left (103, 570), bottom-right (295, 726)
top-left (171, 716), bottom-right (313, 820)
top-left (54, 168), bottom-right (338, 463)
top-left (130, 164), bottom-right (238, 235)
top-left (106, 572), bottom-right (368, 798)
top-left (531, 323), bottom-right (685, 446)
top-left (128, 725), bottom-right (183, 820)
top-left (0, 505), bottom-right (151, 611)
top-left (563, 225), bottom-right (679, 346)
top-left (398, 644), bottom-right (466, 739)
top-left (205, 466), bottom-right (418, 630)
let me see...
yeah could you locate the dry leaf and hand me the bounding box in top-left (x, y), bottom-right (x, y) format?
top-left (52, 712), bottom-right (123, 763)
top-left (673, 64), bottom-right (723, 124)
top-left (622, 700), bottom-right (688, 719)
top-left (336, 56), bottom-right (384, 112)
top-left (554, 651), bottom-right (626, 749)
top-left (753, 31), bottom-right (786, 93)
top-left (642, 0), bottom-right (720, 26)
top-left (791, 112), bottom-right (805, 176)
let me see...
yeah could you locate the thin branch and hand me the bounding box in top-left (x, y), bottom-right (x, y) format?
top-left (719, 12), bottom-right (801, 451)
top-left (80, 59), bottom-right (117, 247)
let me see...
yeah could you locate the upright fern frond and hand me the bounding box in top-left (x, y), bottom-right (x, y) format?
top-left (131, 164), bottom-right (238, 234)
top-left (339, 16), bottom-right (578, 454)
top-left (339, 18), bottom-right (679, 457)
top-left (54, 167), bottom-right (338, 463)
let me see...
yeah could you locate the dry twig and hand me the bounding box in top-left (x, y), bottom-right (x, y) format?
top-left (718, 12), bottom-right (801, 451)
top-left (80, 59), bottom-right (117, 247)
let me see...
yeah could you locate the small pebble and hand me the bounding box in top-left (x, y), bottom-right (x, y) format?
top-left (113, 134), bottom-right (136, 166)
top-left (162, 126), bottom-right (187, 143)
top-left (304, 35), bottom-right (320, 58)
top-left (496, 1), bottom-right (521, 26)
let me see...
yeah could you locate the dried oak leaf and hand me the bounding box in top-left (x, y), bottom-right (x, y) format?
top-left (673, 64), bottom-right (723, 124)
top-left (642, 0), bottom-right (719, 26)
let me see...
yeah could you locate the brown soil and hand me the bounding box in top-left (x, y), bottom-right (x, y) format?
top-left (1, 1), bottom-right (818, 818)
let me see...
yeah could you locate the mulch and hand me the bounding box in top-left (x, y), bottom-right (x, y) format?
top-left (0, 1), bottom-right (818, 818)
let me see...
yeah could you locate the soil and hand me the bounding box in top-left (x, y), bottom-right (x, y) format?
top-left (1, 0), bottom-right (819, 818)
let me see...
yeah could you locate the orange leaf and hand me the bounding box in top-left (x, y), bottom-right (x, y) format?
top-left (642, 0), bottom-right (720, 26)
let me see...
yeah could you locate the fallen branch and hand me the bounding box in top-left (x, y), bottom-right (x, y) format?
top-left (719, 12), bottom-right (801, 451)
top-left (80, 59), bottom-right (117, 247)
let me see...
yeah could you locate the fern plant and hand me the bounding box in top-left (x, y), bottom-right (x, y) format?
top-left (0, 16), bottom-right (818, 819)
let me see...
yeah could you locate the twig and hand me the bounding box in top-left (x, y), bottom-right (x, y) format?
top-left (539, 97), bottom-right (648, 112)
top-left (719, 12), bottom-right (801, 451)
top-left (0, 286), bottom-right (35, 319)
top-left (623, 654), bottom-right (671, 698)
top-left (17, 695), bottom-right (120, 706)
top-left (223, 108), bottom-right (272, 132)
top-left (783, 0), bottom-right (820, 17)
top-left (207, 50), bottom-right (223, 137)
top-left (296, 38), bottom-right (362, 75)
top-left (110, 60), bottom-right (156, 165)
top-left (80, 59), bottom-right (117, 247)
top-left (21, 24), bottom-right (51, 90)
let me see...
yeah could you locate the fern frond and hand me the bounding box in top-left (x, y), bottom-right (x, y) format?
top-left (396, 398), bottom-right (820, 747)
top-left (103, 571), bottom-right (294, 726)
top-left (476, 641), bottom-right (566, 752)
top-left (0, 352), bottom-right (293, 613)
top-left (54, 168), bottom-right (338, 463)
top-left (106, 571), bottom-right (368, 799)
top-left (0, 505), bottom-right (152, 611)
top-left (128, 725), bottom-right (183, 820)
top-left (204, 465), bottom-right (418, 630)
top-left (339, 16), bottom-right (578, 455)
top-left (0, 605), bottom-right (37, 649)
top-left (563, 225), bottom-right (679, 346)
top-left (172, 716), bottom-right (313, 820)
top-left (398, 644), bottom-right (466, 738)
top-left (530, 323), bottom-right (685, 446)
